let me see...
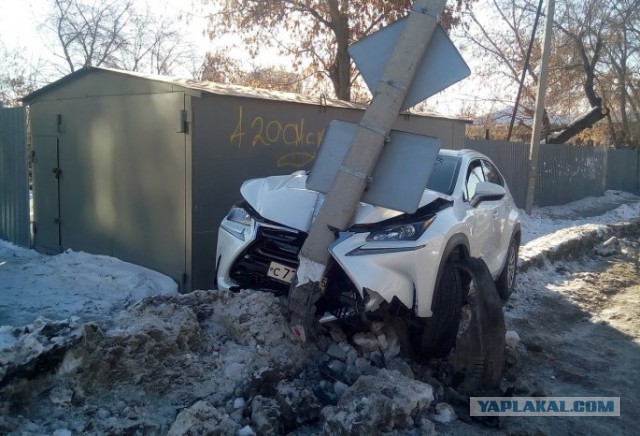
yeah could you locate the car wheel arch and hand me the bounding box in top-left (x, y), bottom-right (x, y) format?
top-left (496, 224), bottom-right (521, 300)
top-left (514, 225), bottom-right (522, 244)
top-left (511, 222), bottom-right (522, 243)
top-left (443, 234), bottom-right (471, 263)
top-left (419, 233), bottom-right (471, 315)
top-left (412, 233), bottom-right (471, 357)
top-left (501, 223), bottom-right (521, 276)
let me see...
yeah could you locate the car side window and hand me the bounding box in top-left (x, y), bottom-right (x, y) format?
top-left (465, 161), bottom-right (485, 200)
top-left (481, 160), bottom-right (504, 186)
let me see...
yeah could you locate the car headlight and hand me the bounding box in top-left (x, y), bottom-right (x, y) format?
top-left (226, 206), bottom-right (252, 226)
top-left (222, 205), bottom-right (253, 240)
top-left (366, 216), bottom-right (435, 242)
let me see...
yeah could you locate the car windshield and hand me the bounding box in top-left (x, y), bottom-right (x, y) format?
top-left (426, 154), bottom-right (461, 195)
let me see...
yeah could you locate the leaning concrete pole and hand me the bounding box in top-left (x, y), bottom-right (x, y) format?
top-left (525, 0), bottom-right (555, 214)
top-left (288, 0), bottom-right (448, 341)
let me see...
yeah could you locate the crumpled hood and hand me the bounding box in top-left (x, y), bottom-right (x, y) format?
top-left (241, 173), bottom-right (447, 232)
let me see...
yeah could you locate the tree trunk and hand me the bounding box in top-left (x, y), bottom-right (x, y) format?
top-left (327, 0), bottom-right (351, 101)
top-left (546, 36), bottom-right (607, 144)
top-left (605, 111), bottom-right (620, 147)
top-left (547, 106), bottom-right (608, 144)
top-left (328, 43), bottom-right (351, 101)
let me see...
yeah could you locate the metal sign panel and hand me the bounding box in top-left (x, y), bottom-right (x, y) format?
top-left (306, 120), bottom-right (440, 213)
top-left (349, 19), bottom-right (471, 111)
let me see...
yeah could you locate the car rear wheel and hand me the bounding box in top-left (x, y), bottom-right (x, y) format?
top-left (413, 261), bottom-right (466, 358)
top-left (496, 235), bottom-right (519, 300)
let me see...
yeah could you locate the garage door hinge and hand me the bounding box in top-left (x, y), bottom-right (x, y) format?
top-left (56, 114), bottom-right (65, 133)
top-left (179, 110), bottom-right (190, 134)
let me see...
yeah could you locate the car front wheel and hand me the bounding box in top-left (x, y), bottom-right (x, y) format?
top-left (496, 235), bottom-right (519, 300)
top-left (413, 261), bottom-right (466, 358)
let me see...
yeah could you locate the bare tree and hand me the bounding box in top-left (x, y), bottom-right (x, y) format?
top-left (462, 0), bottom-right (640, 147)
top-left (548, 0), bottom-right (610, 144)
top-left (194, 52), bottom-right (304, 93)
top-left (49, 0), bottom-right (132, 72)
top-left (0, 42), bottom-right (42, 107)
top-left (194, 52), bottom-right (243, 84)
top-left (599, 0), bottom-right (640, 147)
top-left (46, 0), bottom-right (194, 76)
top-left (119, 11), bottom-right (193, 75)
top-left (461, 0), bottom-right (560, 131)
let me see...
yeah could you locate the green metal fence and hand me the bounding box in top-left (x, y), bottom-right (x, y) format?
top-left (0, 106), bottom-right (29, 247)
top-left (464, 139), bottom-right (638, 208)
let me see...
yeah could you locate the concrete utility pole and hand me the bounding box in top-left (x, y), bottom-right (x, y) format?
top-left (525, 0), bottom-right (555, 215)
top-left (507, 0), bottom-right (544, 142)
top-left (288, 0), bottom-right (448, 341)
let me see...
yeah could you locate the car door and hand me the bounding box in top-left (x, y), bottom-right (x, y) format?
top-left (481, 159), bottom-right (510, 272)
top-left (464, 160), bottom-right (494, 264)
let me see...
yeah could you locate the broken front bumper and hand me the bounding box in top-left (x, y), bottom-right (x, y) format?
top-left (218, 218), bottom-right (445, 318)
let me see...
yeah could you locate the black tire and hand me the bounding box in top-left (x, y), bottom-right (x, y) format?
top-left (496, 235), bottom-right (519, 300)
top-left (413, 262), bottom-right (466, 358)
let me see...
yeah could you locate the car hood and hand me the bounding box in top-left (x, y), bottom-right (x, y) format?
top-left (240, 173), bottom-right (449, 232)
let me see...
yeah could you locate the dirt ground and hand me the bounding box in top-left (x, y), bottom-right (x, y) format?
top-left (439, 234), bottom-right (640, 435)
top-left (507, 235), bottom-right (640, 435)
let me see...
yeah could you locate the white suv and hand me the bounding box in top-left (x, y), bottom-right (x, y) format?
top-left (216, 149), bottom-right (520, 356)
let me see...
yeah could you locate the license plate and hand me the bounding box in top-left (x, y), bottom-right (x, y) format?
top-left (267, 261), bottom-right (296, 284)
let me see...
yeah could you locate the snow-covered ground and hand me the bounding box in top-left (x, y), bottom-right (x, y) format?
top-left (520, 190), bottom-right (640, 244)
top-left (0, 243), bottom-right (177, 329)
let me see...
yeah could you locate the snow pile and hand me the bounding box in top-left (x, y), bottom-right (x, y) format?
top-left (520, 190), bottom-right (640, 244)
top-left (519, 223), bottom-right (610, 265)
top-left (0, 290), bottom-right (312, 434)
top-left (0, 241), bottom-right (178, 327)
top-left (322, 369), bottom-right (434, 433)
top-left (0, 239), bottom-right (37, 258)
top-left (167, 400), bottom-right (240, 435)
top-left (0, 317), bottom-right (84, 381)
top-left (0, 289), bottom-right (451, 435)
top-left (519, 190), bottom-right (640, 266)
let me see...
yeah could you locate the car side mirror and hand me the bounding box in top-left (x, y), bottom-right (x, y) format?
top-left (470, 181), bottom-right (506, 207)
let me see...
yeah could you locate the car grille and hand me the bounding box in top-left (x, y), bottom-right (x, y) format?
top-left (229, 225), bottom-right (306, 293)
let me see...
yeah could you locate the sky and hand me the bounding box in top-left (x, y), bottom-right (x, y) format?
top-left (0, 0), bottom-right (288, 70)
top-left (0, 0), bottom-right (501, 117)
top-left (0, 0), bottom-right (48, 52)
top-left (0, 0), bottom-right (203, 67)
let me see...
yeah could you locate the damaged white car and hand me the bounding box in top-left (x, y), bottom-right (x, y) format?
top-left (216, 149), bottom-right (520, 356)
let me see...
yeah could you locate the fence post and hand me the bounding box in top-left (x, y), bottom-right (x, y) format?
top-left (602, 146), bottom-right (608, 194)
top-left (636, 145), bottom-right (640, 193)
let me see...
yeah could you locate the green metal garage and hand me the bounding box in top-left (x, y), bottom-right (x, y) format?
top-left (24, 67), bottom-right (468, 290)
